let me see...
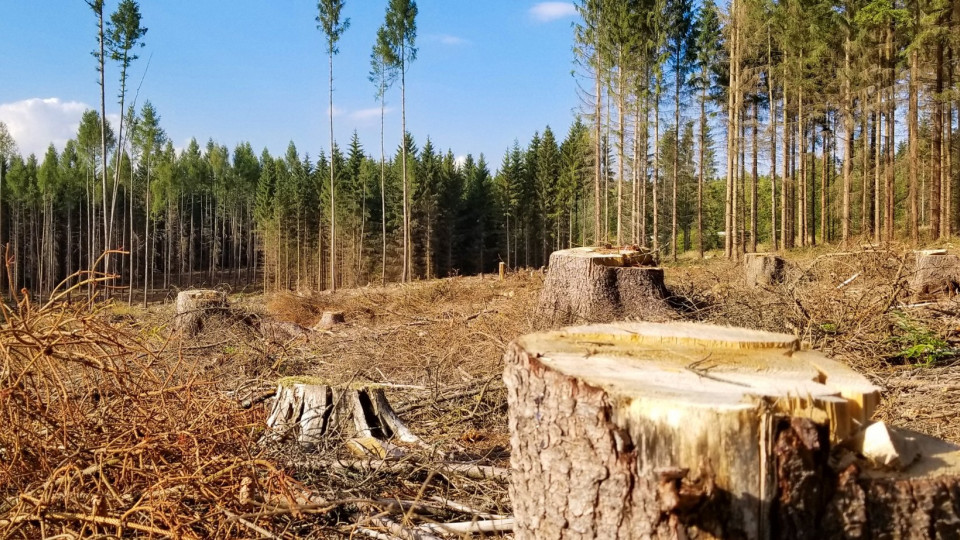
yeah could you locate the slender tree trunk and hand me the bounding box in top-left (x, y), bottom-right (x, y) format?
top-left (933, 40), bottom-right (944, 239)
top-left (821, 127), bottom-right (828, 244)
top-left (781, 83), bottom-right (790, 249)
top-left (750, 101), bottom-right (758, 252)
top-left (401, 43), bottom-right (410, 282)
top-left (617, 64), bottom-right (625, 247)
top-left (698, 79), bottom-right (707, 258)
top-left (328, 49), bottom-right (338, 292)
top-left (843, 25), bottom-right (854, 245)
top-left (671, 63), bottom-right (681, 261)
top-left (653, 81), bottom-right (661, 254)
top-left (874, 92), bottom-right (882, 244)
top-left (594, 59), bottom-right (602, 245)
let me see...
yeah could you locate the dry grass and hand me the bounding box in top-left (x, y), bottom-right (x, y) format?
top-left (6, 247), bottom-right (960, 538)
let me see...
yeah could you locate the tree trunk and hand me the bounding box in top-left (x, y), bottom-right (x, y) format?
top-left (505, 321), bottom-right (960, 539)
top-left (535, 247), bottom-right (670, 327)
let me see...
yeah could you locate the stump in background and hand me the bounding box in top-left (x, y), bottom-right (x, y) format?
top-left (504, 321), bottom-right (960, 539)
top-left (264, 377), bottom-right (422, 451)
top-left (536, 247), bottom-right (671, 327)
top-left (314, 310), bottom-right (346, 331)
top-left (911, 249), bottom-right (960, 296)
top-left (174, 289), bottom-right (227, 336)
top-left (744, 252), bottom-right (785, 288)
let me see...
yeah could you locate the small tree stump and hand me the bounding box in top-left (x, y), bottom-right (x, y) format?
top-left (174, 289), bottom-right (227, 336)
top-left (911, 250), bottom-right (960, 296)
top-left (264, 377), bottom-right (422, 451)
top-left (504, 321), bottom-right (960, 538)
top-left (314, 310), bottom-right (346, 331)
top-left (536, 247), bottom-right (671, 326)
top-left (744, 252), bottom-right (785, 288)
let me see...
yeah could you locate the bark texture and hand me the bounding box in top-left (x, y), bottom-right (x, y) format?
top-left (174, 289), bottom-right (228, 336)
top-left (912, 251), bottom-right (960, 296)
top-left (503, 322), bottom-right (960, 539)
top-left (745, 253), bottom-right (786, 288)
top-left (536, 247), bottom-right (672, 327)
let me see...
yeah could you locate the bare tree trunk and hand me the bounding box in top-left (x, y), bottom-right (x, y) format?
top-left (750, 101), bottom-right (758, 252)
top-left (933, 40), bottom-right (944, 239)
top-left (874, 92), bottom-right (882, 244)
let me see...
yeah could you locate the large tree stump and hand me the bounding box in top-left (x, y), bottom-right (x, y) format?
top-left (911, 249), bottom-right (960, 296)
top-left (174, 289), bottom-right (227, 336)
top-left (744, 252), bottom-right (785, 288)
top-left (504, 322), bottom-right (960, 539)
top-left (536, 247), bottom-right (671, 326)
top-left (264, 377), bottom-right (423, 451)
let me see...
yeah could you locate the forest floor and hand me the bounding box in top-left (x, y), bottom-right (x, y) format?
top-left (3, 244), bottom-right (960, 538)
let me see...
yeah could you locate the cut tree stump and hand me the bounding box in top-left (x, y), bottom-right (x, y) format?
top-left (504, 321), bottom-right (960, 539)
top-left (174, 289), bottom-right (228, 336)
top-left (744, 252), bottom-right (785, 288)
top-left (264, 377), bottom-right (423, 451)
top-left (536, 247), bottom-right (671, 326)
top-left (911, 250), bottom-right (960, 296)
top-left (314, 310), bottom-right (346, 331)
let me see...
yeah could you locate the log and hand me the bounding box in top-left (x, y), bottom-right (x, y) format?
top-left (174, 289), bottom-right (227, 336)
top-left (744, 252), bottom-right (785, 288)
top-left (536, 247), bottom-right (672, 327)
top-left (911, 250), bottom-right (960, 296)
top-left (504, 321), bottom-right (960, 539)
top-left (264, 377), bottom-right (423, 450)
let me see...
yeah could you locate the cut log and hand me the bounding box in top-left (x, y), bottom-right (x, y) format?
top-left (263, 377), bottom-right (423, 450)
top-left (504, 321), bottom-right (960, 539)
top-left (911, 250), bottom-right (960, 296)
top-left (744, 252), bottom-right (786, 288)
top-left (536, 247), bottom-right (672, 327)
top-left (314, 310), bottom-right (346, 331)
top-left (174, 289), bottom-right (227, 336)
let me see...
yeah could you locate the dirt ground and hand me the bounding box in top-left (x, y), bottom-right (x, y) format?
top-left (3, 245), bottom-right (960, 538)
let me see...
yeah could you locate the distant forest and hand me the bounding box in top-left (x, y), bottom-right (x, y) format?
top-left (0, 0), bottom-right (958, 300)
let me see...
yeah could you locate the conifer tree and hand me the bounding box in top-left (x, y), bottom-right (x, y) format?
top-left (317, 0), bottom-right (349, 291)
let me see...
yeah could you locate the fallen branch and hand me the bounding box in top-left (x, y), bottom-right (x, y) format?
top-left (297, 457), bottom-right (510, 482)
top-left (419, 517), bottom-right (515, 535)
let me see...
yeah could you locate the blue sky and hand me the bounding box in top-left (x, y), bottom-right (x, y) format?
top-left (0, 1), bottom-right (582, 168)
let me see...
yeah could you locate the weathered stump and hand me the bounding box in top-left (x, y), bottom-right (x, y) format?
top-left (536, 247), bottom-right (671, 327)
top-left (264, 377), bottom-right (422, 451)
top-left (174, 289), bottom-right (227, 336)
top-left (744, 252), bottom-right (785, 288)
top-left (911, 249), bottom-right (960, 296)
top-left (504, 321), bottom-right (960, 539)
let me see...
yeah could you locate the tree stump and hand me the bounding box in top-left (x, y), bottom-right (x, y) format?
top-left (174, 289), bottom-right (227, 336)
top-left (314, 310), bottom-right (346, 331)
top-left (264, 377), bottom-right (422, 451)
top-left (536, 247), bottom-right (671, 327)
top-left (911, 249), bottom-right (960, 296)
top-left (504, 321), bottom-right (960, 539)
top-left (744, 252), bottom-right (785, 288)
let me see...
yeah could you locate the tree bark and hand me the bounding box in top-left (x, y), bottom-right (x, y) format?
top-left (536, 247), bottom-right (670, 327)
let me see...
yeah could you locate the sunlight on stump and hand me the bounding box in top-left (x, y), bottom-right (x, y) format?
top-left (499, 262), bottom-right (506, 281)
top-left (504, 321), bottom-right (960, 538)
top-left (536, 246), bottom-right (671, 327)
top-left (744, 253), bottom-right (785, 288)
top-left (313, 310), bottom-right (346, 331)
top-left (264, 377), bottom-right (422, 451)
top-left (911, 249), bottom-right (960, 296)
top-left (174, 289), bottom-right (227, 336)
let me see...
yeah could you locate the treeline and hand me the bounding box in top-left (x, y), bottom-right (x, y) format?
top-left (0, 107), bottom-right (610, 298)
top-left (575, 0), bottom-right (960, 260)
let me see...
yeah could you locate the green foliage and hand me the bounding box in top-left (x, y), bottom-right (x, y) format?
top-left (888, 311), bottom-right (954, 366)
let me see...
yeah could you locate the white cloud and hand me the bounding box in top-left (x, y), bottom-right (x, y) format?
top-left (454, 155), bottom-right (468, 170)
top-left (437, 34), bottom-right (468, 46)
top-left (350, 107), bottom-right (393, 122)
top-left (0, 97), bottom-right (89, 157)
top-left (326, 105), bottom-right (346, 118)
top-left (529, 2), bottom-right (577, 22)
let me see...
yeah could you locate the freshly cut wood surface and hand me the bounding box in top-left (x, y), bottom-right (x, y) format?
top-left (504, 321), bottom-right (960, 539)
